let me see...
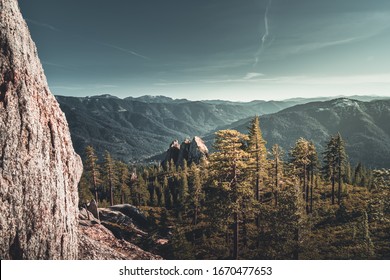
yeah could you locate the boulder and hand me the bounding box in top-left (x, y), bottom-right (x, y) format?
top-left (108, 204), bottom-right (149, 230)
top-left (87, 199), bottom-right (99, 220)
top-left (78, 222), bottom-right (161, 260)
top-left (79, 208), bottom-right (100, 226)
top-left (0, 0), bottom-right (82, 259)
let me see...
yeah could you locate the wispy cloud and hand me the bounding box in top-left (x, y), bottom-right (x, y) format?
top-left (100, 43), bottom-right (150, 60)
top-left (25, 18), bottom-right (59, 31)
top-left (288, 37), bottom-right (361, 54)
top-left (42, 61), bottom-right (69, 69)
top-left (155, 73), bottom-right (390, 87)
top-left (51, 84), bottom-right (119, 91)
top-left (254, 11), bottom-right (390, 64)
top-left (254, 0), bottom-right (273, 67)
top-left (51, 86), bottom-right (85, 91)
top-left (26, 18), bottom-right (149, 61)
top-left (244, 72), bottom-right (264, 80)
top-left (285, 73), bottom-right (390, 86)
top-left (155, 73), bottom-right (270, 86)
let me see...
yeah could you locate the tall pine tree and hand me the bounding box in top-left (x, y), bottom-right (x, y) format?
top-left (323, 133), bottom-right (347, 205)
top-left (209, 130), bottom-right (252, 259)
top-left (84, 145), bottom-right (101, 204)
top-left (247, 116), bottom-right (267, 227)
top-left (103, 150), bottom-right (118, 206)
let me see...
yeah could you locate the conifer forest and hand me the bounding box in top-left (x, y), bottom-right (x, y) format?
top-left (78, 116), bottom-right (390, 260)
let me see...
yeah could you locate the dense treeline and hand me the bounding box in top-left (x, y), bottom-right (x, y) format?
top-left (78, 116), bottom-right (390, 259)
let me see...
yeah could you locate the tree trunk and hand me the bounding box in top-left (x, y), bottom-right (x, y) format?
top-left (255, 148), bottom-right (261, 228)
top-left (194, 206), bottom-right (198, 225)
top-left (274, 190), bottom-right (278, 207)
top-left (293, 227), bottom-right (299, 260)
top-left (93, 171), bottom-right (99, 205)
top-left (338, 158), bottom-right (342, 205)
top-left (94, 189), bottom-right (99, 205)
top-left (275, 157), bottom-right (279, 206)
top-left (121, 191), bottom-right (125, 204)
top-left (331, 175), bottom-right (335, 205)
top-left (305, 166), bottom-right (309, 213)
top-left (310, 171), bottom-right (314, 213)
top-left (243, 211), bottom-right (248, 246)
top-left (110, 181), bottom-right (114, 206)
top-left (233, 212), bottom-right (239, 260)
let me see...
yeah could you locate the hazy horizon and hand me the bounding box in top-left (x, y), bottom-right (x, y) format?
top-left (55, 92), bottom-right (390, 103)
top-left (20, 0), bottom-right (390, 101)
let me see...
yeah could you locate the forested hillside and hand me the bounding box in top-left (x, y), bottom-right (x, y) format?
top-left (58, 95), bottom-right (390, 168)
top-left (78, 116), bottom-right (390, 259)
top-left (57, 95), bottom-right (299, 162)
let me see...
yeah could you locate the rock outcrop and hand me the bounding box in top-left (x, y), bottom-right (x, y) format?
top-left (163, 136), bottom-right (208, 167)
top-left (78, 205), bottom-right (161, 260)
top-left (0, 0), bottom-right (82, 259)
top-left (163, 139), bottom-right (181, 166)
top-left (78, 222), bottom-right (162, 260)
top-left (188, 136), bottom-right (208, 164)
top-left (108, 204), bottom-right (149, 229)
top-left (87, 199), bottom-right (99, 220)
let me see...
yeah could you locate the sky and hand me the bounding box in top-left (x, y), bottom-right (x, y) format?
top-left (19, 0), bottom-right (390, 101)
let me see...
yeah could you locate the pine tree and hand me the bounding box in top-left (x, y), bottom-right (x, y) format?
top-left (84, 145), bottom-right (101, 204)
top-left (247, 116), bottom-right (267, 228)
top-left (270, 144), bottom-right (284, 206)
top-left (162, 175), bottom-right (172, 208)
top-left (153, 176), bottom-right (163, 206)
top-left (335, 133), bottom-right (347, 204)
top-left (359, 211), bottom-right (375, 258)
top-left (247, 116), bottom-right (267, 202)
top-left (103, 150), bottom-right (118, 206)
top-left (209, 129), bottom-right (252, 259)
top-left (177, 161), bottom-right (189, 220)
top-left (78, 172), bottom-right (94, 206)
top-left (344, 161), bottom-right (352, 185)
top-left (323, 133), bottom-right (347, 205)
top-left (116, 161), bottom-right (130, 204)
top-left (133, 174), bottom-right (149, 206)
top-left (307, 141), bottom-right (318, 213)
top-left (189, 163), bottom-right (204, 225)
top-left (290, 138), bottom-right (317, 213)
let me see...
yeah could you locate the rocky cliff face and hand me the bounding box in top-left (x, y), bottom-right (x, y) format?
top-left (163, 136), bottom-right (208, 167)
top-left (0, 0), bottom-right (82, 259)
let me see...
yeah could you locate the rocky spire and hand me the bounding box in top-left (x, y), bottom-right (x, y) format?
top-left (0, 0), bottom-right (82, 259)
top-left (163, 136), bottom-right (208, 167)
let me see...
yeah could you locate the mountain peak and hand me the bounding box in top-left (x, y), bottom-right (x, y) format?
top-left (331, 98), bottom-right (361, 109)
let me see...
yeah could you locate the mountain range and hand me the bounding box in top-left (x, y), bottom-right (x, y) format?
top-left (203, 98), bottom-right (390, 168)
top-left (56, 94), bottom-right (303, 161)
top-left (57, 95), bottom-right (390, 168)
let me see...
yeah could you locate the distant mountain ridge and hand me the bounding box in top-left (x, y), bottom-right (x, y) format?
top-left (204, 98), bottom-right (390, 168)
top-left (56, 94), bottom-right (302, 161)
top-left (57, 94), bottom-right (390, 168)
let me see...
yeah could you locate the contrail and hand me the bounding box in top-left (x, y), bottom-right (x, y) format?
top-left (100, 43), bottom-right (151, 60)
top-left (254, 0), bottom-right (272, 67)
top-left (25, 18), bottom-right (59, 31)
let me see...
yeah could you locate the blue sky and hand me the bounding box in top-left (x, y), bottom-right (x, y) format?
top-left (19, 0), bottom-right (390, 101)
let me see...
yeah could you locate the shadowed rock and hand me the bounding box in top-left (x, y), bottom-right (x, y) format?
top-left (87, 199), bottom-right (99, 220)
top-left (163, 136), bottom-right (208, 168)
